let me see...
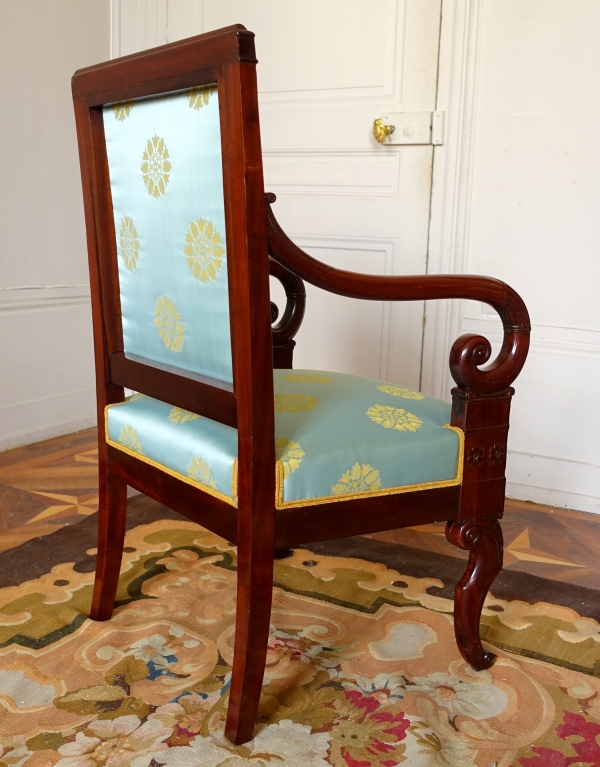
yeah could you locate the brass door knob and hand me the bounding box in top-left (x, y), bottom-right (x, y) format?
top-left (373, 117), bottom-right (395, 144)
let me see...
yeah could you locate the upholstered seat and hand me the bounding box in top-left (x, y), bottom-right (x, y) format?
top-left (106, 369), bottom-right (463, 509)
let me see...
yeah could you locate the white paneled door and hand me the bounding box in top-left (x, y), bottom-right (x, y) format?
top-left (114, 0), bottom-right (442, 388)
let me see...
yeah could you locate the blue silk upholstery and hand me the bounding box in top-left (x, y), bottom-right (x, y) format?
top-left (106, 394), bottom-right (238, 506)
top-left (105, 370), bottom-right (462, 509)
top-left (103, 87), bottom-right (233, 383)
top-left (272, 370), bottom-right (462, 507)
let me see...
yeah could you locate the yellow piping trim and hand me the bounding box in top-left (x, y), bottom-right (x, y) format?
top-left (275, 424), bottom-right (464, 509)
top-left (104, 404), bottom-right (237, 508)
top-left (232, 457), bottom-right (238, 501)
top-left (105, 403), bottom-right (463, 512)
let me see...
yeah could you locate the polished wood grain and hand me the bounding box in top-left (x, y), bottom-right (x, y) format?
top-left (107, 444), bottom-right (237, 543)
top-left (110, 352), bottom-right (238, 427)
top-left (91, 470), bottom-right (127, 620)
top-left (446, 516), bottom-right (503, 669)
top-left (269, 257), bottom-right (306, 369)
top-left (72, 24), bottom-right (530, 744)
top-left (274, 486), bottom-right (461, 548)
top-left (0, 430), bottom-right (98, 552)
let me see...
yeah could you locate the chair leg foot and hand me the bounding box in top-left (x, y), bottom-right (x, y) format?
top-left (445, 516), bottom-right (503, 671)
top-left (225, 549), bottom-right (274, 745)
top-left (90, 471), bottom-right (127, 621)
top-left (274, 546), bottom-right (293, 559)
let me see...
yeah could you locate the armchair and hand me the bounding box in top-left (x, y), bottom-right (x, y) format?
top-left (72, 25), bottom-right (529, 746)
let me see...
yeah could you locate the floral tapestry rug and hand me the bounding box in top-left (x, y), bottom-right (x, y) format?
top-left (2, 503), bottom-right (600, 765)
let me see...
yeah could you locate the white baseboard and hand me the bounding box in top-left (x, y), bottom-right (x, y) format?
top-left (0, 388), bottom-right (97, 452)
top-left (0, 285), bottom-right (97, 453)
top-left (506, 450), bottom-right (600, 515)
top-left (506, 484), bottom-right (600, 516)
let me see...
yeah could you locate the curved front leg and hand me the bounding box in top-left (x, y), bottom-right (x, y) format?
top-left (445, 517), bottom-right (503, 670)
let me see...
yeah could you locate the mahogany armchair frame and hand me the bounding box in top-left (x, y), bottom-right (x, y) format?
top-left (72, 25), bottom-right (530, 746)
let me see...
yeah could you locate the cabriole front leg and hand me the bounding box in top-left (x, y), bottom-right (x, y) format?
top-left (445, 516), bottom-right (503, 670)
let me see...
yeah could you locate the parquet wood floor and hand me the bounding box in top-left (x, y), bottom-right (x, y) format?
top-left (1, 429), bottom-right (599, 589)
top-left (0, 429), bottom-right (99, 553)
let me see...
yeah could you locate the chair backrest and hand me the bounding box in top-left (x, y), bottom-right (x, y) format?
top-left (72, 25), bottom-right (276, 507)
top-left (104, 85), bottom-right (233, 384)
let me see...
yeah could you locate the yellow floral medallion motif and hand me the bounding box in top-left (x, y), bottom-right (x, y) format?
top-left (377, 384), bottom-right (425, 400)
top-left (119, 216), bottom-right (140, 271)
top-left (154, 296), bottom-right (185, 353)
top-left (366, 405), bottom-right (423, 432)
top-left (168, 406), bottom-right (200, 424)
top-left (276, 439), bottom-right (305, 479)
top-left (284, 374), bottom-right (332, 384)
top-left (183, 218), bottom-right (225, 283)
top-left (332, 463), bottom-right (381, 495)
top-left (118, 425), bottom-right (143, 454)
top-left (274, 394), bottom-right (319, 412)
top-left (112, 101), bottom-right (133, 121)
top-left (187, 457), bottom-right (218, 490)
top-left (141, 136), bottom-right (172, 198)
top-left (187, 86), bottom-right (216, 110)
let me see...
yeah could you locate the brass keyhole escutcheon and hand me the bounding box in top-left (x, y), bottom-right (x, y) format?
top-left (373, 117), bottom-right (395, 144)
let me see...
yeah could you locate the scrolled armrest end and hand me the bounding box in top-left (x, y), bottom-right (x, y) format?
top-left (450, 329), bottom-right (529, 394)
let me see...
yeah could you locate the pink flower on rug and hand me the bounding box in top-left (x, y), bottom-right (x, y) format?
top-left (328, 689), bottom-right (410, 767)
top-left (520, 749), bottom-right (576, 767)
top-left (520, 711), bottom-right (600, 766)
top-left (262, 629), bottom-right (325, 687)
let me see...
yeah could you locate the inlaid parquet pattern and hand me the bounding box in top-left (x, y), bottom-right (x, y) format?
top-left (1, 429), bottom-right (599, 588)
top-left (0, 430), bottom-right (99, 553)
top-left (368, 499), bottom-right (600, 590)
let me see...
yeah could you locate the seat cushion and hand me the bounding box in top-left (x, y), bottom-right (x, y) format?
top-left (273, 370), bottom-right (462, 508)
top-left (105, 370), bottom-right (463, 509)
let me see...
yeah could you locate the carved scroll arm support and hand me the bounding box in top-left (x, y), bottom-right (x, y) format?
top-left (268, 257), bottom-right (306, 346)
top-left (266, 193), bottom-right (530, 393)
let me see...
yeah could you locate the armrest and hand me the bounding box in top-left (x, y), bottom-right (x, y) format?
top-left (266, 193), bottom-right (530, 393)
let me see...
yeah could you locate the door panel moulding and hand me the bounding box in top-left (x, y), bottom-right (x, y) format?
top-left (282, 234), bottom-right (396, 382)
top-left (0, 286), bottom-right (91, 314)
top-left (263, 152), bottom-right (400, 197)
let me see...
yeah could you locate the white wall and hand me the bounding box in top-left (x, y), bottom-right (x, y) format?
top-left (424, 0), bottom-right (600, 513)
top-left (0, 1), bottom-right (109, 450)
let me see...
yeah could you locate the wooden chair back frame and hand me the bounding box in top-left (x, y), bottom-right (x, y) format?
top-left (72, 25), bottom-right (530, 745)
